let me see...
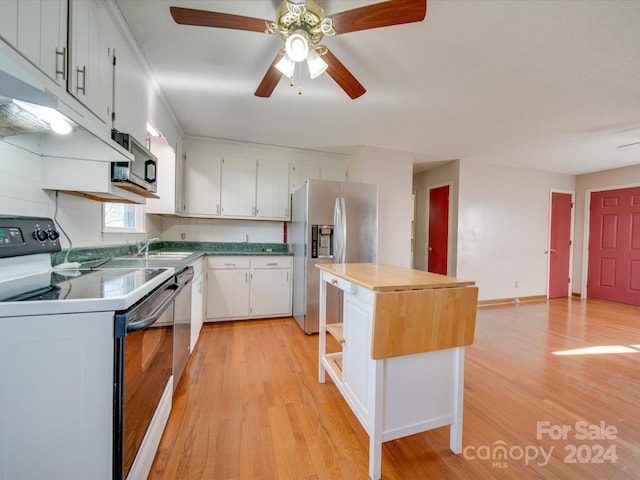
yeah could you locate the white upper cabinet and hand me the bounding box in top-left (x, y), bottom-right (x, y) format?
top-left (290, 162), bottom-right (320, 194)
top-left (221, 156), bottom-right (257, 218)
top-left (0, 0), bottom-right (67, 86)
top-left (68, 0), bottom-right (113, 123)
top-left (184, 151), bottom-right (222, 216)
top-left (321, 164), bottom-right (348, 182)
top-left (181, 138), bottom-right (347, 221)
top-left (256, 159), bottom-right (290, 220)
top-left (111, 35), bottom-right (147, 141)
top-left (0, 3), bottom-right (18, 47)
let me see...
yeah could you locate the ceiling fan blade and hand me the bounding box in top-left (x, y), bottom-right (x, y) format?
top-left (170, 6), bottom-right (269, 33)
top-left (323, 49), bottom-right (366, 99)
top-left (255, 52), bottom-right (284, 98)
top-left (330, 0), bottom-right (427, 35)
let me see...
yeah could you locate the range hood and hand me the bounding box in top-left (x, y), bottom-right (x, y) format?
top-left (0, 69), bottom-right (133, 164)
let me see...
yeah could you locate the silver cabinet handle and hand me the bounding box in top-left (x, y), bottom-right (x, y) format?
top-left (76, 65), bottom-right (87, 94)
top-left (267, 262), bottom-right (278, 266)
top-left (55, 47), bottom-right (66, 80)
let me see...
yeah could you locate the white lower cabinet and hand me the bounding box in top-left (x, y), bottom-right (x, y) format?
top-left (206, 257), bottom-right (251, 321)
top-left (189, 258), bottom-right (204, 352)
top-left (205, 256), bottom-right (292, 322)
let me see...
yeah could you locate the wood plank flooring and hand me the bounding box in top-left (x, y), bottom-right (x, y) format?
top-left (148, 299), bottom-right (640, 479)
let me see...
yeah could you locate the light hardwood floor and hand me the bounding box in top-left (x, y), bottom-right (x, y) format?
top-left (149, 299), bottom-right (640, 479)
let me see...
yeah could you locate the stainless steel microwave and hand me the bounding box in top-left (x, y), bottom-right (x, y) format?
top-left (111, 129), bottom-right (158, 196)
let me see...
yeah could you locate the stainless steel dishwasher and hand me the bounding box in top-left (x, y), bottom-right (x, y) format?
top-left (173, 266), bottom-right (194, 392)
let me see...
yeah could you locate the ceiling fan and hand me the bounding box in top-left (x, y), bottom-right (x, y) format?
top-left (169, 0), bottom-right (427, 99)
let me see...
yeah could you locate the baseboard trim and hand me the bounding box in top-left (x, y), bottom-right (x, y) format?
top-left (478, 295), bottom-right (548, 307)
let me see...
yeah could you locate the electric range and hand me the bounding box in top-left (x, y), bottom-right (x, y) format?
top-left (0, 215), bottom-right (174, 317)
top-left (0, 215), bottom-right (177, 480)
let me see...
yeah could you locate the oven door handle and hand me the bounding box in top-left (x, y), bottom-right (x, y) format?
top-left (126, 282), bottom-right (182, 333)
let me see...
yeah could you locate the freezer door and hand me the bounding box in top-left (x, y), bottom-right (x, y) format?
top-left (340, 182), bottom-right (378, 263)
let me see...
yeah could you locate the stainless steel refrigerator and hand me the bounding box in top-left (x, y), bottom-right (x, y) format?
top-left (290, 179), bottom-right (377, 334)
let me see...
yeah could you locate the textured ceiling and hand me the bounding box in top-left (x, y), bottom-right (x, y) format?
top-left (115, 0), bottom-right (640, 175)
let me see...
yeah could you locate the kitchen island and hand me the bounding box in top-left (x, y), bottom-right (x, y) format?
top-left (316, 263), bottom-right (478, 480)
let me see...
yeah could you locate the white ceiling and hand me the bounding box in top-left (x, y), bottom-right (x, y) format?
top-left (115, 0), bottom-right (640, 175)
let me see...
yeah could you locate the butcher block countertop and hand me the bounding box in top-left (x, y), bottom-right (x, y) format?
top-left (315, 263), bottom-right (475, 292)
top-left (317, 263), bottom-right (478, 359)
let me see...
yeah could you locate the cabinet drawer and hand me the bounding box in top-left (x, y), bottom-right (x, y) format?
top-left (251, 256), bottom-right (292, 269)
top-left (207, 256), bottom-right (251, 269)
top-left (322, 271), bottom-right (357, 294)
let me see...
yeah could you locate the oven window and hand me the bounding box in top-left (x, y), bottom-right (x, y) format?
top-left (103, 203), bottom-right (145, 233)
top-left (122, 310), bottom-right (173, 478)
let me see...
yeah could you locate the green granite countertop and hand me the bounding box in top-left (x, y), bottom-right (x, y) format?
top-left (52, 241), bottom-right (291, 268)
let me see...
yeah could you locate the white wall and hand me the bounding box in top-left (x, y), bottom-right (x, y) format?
top-left (573, 164), bottom-right (640, 295)
top-left (456, 160), bottom-right (575, 301)
top-left (161, 216), bottom-right (284, 243)
top-left (348, 145), bottom-right (414, 267)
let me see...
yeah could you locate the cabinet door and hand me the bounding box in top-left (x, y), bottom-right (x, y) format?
top-left (221, 156), bottom-right (256, 217)
top-left (112, 36), bottom-right (147, 141)
top-left (290, 162), bottom-right (320, 194)
top-left (250, 269), bottom-right (292, 318)
top-left (16, 1), bottom-right (40, 68)
top-left (342, 291), bottom-right (374, 416)
top-left (321, 164), bottom-right (347, 182)
top-left (190, 271), bottom-right (204, 351)
top-left (256, 159), bottom-right (290, 220)
top-left (146, 136), bottom-right (176, 214)
top-left (38, 0), bottom-right (67, 85)
top-left (206, 269), bottom-right (250, 320)
top-left (0, 1), bottom-right (18, 46)
top-left (185, 152), bottom-right (222, 216)
top-left (1, 0), bottom-right (66, 85)
top-left (175, 142), bottom-right (186, 213)
top-left (68, 0), bottom-right (112, 122)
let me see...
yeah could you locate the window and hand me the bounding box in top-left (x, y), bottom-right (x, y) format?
top-left (103, 203), bottom-right (145, 233)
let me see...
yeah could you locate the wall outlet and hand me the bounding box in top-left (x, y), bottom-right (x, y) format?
top-left (514, 280), bottom-right (519, 288)
top-left (241, 233), bottom-right (248, 242)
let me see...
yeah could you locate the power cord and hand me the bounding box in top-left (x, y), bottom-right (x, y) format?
top-left (53, 190), bottom-right (81, 269)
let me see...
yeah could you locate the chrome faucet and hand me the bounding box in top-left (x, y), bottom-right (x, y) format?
top-left (137, 237), bottom-right (159, 256)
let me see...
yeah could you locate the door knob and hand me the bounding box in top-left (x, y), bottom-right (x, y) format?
top-left (428, 247), bottom-right (433, 251)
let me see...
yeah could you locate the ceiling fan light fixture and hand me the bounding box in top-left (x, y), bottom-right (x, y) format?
top-left (306, 48), bottom-right (328, 79)
top-left (285, 33), bottom-right (309, 63)
top-left (275, 54), bottom-right (296, 78)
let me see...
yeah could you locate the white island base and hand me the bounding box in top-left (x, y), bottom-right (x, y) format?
top-left (317, 263), bottom-right (478, 480)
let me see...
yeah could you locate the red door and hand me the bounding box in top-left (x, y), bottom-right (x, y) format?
top-left (587, 187), bottom-right (640, 306)
top-left (549, 192), bottom-right (572, 298)
top-left (428, 185), bottom-right (449, 275)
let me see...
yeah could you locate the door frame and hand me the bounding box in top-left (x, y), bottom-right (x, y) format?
top-left (426, 182), bottom-right (453, 276)
top-left (547, 189), bottom-right (575, 298)
top-left (580, 181), bottom-right (640, 299)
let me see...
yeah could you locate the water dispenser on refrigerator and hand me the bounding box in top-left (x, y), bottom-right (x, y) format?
top-left (311, 225), bottom-right (334, 258)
